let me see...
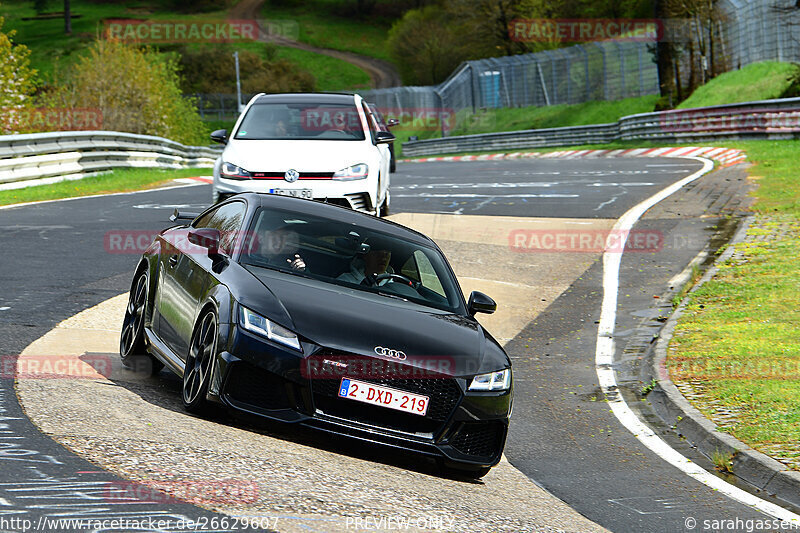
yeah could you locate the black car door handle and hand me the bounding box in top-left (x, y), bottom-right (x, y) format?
top-left (168, 255), bottom-right (179, 267)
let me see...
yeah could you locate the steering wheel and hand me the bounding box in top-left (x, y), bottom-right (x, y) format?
top-left (367, 273), bottom-right (419, 289)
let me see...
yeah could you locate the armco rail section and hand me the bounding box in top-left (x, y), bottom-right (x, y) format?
top-left (0, 131), bottom-right (222, 188)
top-left (402, 98), bottom-right (800, 157)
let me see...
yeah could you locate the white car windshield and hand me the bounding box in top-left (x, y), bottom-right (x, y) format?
top-left (234, 102), bottom-right (366, 141)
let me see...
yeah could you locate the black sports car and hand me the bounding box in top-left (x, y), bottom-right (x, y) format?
top-left (120, 193), bottom-right (512, 477)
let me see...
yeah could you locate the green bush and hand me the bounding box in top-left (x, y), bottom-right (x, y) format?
top-left (175, 45), bottom-right (315, 95)
top-left (0, 13), bottom-right (37, 135)
top-left (387, 5), bottom-right (468, 85)
top-left (41, 39), bottom-right (208, 145)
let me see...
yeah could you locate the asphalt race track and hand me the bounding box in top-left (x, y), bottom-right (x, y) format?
top-left (0, 156), bottom-right (791, 532)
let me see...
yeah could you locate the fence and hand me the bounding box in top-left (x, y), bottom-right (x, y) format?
top-left (401, 97), bottom-right (800, 157)
top-left (192, 93), bottom-right (257, 122)
top-left (363, 41), bottom-right (660, 123)
top-left (0, 131), bottom-right (222, 189)
top-left (718, 0), bottom-right (800, 68)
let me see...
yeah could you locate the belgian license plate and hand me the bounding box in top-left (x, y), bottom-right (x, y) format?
top-left (338, 378), bottom-right (429, 416)
top-left (271, 188), bottom-right (312, 199)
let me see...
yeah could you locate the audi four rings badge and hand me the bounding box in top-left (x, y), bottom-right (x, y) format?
top-left (374, 346), bottom-right (407, 360)
top-left (284, 169), bottom-right (299, 183)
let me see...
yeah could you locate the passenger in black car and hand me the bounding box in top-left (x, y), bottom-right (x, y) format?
top-left (257, 227), bottom-right (306, 271)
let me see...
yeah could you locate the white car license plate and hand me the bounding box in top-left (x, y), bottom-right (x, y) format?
top-left (338, 378), bottom-right (429, 416)
top-left (270, 188), bottom-right (312, 199)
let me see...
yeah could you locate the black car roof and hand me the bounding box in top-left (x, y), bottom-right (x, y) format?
top-left (240, 193), bottom-right (435, 246)
top-left (253, 93), bottom-right (357, 105)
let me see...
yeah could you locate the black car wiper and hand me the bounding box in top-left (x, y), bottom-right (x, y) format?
top-left (375, 290), bottom-right (408, 302)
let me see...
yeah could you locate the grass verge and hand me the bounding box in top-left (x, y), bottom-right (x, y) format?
top-left (677, 61), bottom-right (800, 109)
top-left (261, 0), bottom-right (395, 62)
top-left (0, 167), bottom-right (208, 206)
top-left (450, 95), bottom-right (659, 136)
top-left (274, 46), bottom-right (370, 91)
top-left (392, 96), bottom-right (659, 158)
top-left (667, 139), bottom-right (800, 470)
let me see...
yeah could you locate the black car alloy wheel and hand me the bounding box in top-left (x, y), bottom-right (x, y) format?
top-left (120, 271), bottom-right (163, 375)
top-left (183, 310), bottom-right (217, 414)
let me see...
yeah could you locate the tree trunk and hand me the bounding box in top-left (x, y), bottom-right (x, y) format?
top-left (654, 0), bottom-right (675, 98)
top-left (64, 0), bottom-right (71, 34)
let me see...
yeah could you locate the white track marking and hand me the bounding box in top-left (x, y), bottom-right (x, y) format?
top-left (393, 193), bottom-right (579, 199)
top-left (596, 155), bottom-right (800, 524)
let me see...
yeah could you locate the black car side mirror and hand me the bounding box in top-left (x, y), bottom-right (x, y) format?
top-left (468, 291), bottom-right (497, 315)
top-left (375, 131), bottom-right (395, 145)
top-left (210, 129), bottom-right (228, 145)
top-left (188, 228), bottom-right (222, 257)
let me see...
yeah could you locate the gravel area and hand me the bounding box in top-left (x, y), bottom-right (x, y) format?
top-left (16, 214), bottom-right (610, 533)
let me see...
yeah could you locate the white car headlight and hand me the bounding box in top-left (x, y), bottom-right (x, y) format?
top-left (468, 369), bottom-right (511, 391)
top-left (239, 305), bottom-right (301, 352)
top-left (221, 162), bottom-right (251, 180)
top-left (332, 163), bottom-right (368, 181)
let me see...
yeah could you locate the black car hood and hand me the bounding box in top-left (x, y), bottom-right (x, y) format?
top-left (246, 266), bottom-right (508, 377)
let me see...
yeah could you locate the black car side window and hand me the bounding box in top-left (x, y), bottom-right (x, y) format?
top-left (194, 201), bottom-right (247, 255)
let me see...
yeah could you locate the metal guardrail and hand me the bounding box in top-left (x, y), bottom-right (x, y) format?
top-left (402, 98), bottom-right (800, 157)
top-left (0, 131), bottom-right (223, 186)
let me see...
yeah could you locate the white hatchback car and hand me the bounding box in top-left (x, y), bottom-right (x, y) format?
top-left (211, 93), bottom-right (395, 216)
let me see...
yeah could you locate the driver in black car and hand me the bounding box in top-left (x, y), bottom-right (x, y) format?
top-left (337, 249), bottom-right (391, 285)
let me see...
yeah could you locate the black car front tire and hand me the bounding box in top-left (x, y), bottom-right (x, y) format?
top-left (182, 309), bottom-right (218, 415)
top-left (120, 271), bottom-right (163, 376)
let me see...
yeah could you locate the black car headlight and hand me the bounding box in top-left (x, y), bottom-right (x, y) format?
top-left (468, 369), bottom-right (511, 391)
top-left (238, 305), bottom-right (301, 352)
top-left (221, 162), bottom-right (252, 180)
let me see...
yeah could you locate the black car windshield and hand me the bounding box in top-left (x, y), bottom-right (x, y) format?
top-left (239, 208), bottom-right (464, 313)
top-left (234, 102), bottom-right (366, 141)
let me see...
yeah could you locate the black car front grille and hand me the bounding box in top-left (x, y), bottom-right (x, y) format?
top-left (224, 363), bottom-right (291, 411)
top-left (309, 353), bottom-right (462, 435)
top-left (449, 421), bottom-right (505, 459)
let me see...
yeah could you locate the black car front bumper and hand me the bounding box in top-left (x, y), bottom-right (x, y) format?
top-left (212, 328), bottom-right (512, 468)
